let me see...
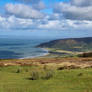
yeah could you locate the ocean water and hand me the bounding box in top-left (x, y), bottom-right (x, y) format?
top-left (0, 36), bottom-right (53, 59)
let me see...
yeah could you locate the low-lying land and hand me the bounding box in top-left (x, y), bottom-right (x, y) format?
top-left (42, 48), bottom-right (82, 58)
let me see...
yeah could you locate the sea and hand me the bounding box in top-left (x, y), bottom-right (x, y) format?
top-left (0, 36), bottom-right (54, 59)
top-left (0, 29), bottom-right (90, 59)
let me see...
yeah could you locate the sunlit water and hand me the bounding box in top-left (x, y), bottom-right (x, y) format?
top-left (0, 36), bottom-right (53, 59)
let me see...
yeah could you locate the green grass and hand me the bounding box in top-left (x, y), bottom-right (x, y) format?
top-left (0, 66), bottom-right (92, 92)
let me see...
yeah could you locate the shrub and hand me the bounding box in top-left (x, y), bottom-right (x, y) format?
top-left (43, 65), bottom-right (48, 71)
top-left (30, 70), bottom-right (40, 80)
top-left (57, 66), bottom-right (65, 70)
top-left (16, 69), bottom-right (21, 73)
top-left (25, 69), bottom-right (29, 72)
top-left (44, 70), bottom-right (54, 79)
top-left (78, 52), bottom-right (92, 57)
top-left (29, 66), bottom-right (55, 80)
top-left (42, 69), bottom-right (54, 80)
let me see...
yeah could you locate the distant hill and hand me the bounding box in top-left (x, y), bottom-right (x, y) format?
top-left (37, 37), bottom-right (92, 52)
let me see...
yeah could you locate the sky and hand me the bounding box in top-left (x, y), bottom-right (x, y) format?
top-left (0, 0), bottom-right (92, 38)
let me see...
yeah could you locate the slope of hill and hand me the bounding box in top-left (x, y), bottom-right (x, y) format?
top-left (37, 37), bottom-right (92, 52)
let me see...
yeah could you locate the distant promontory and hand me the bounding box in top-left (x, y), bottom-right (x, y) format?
top-left (37, 37), bottom-right (92, 52)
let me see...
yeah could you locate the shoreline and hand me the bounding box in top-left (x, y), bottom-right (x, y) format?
top-left (21, 48), bottom-right (50, 59)
top-left (0, 48), bottom-right (49, 60)
top-left (19, 52), bottom-right (50, 59)
top-left (22, 47), bottom-right (75, 59)
top-left (38, 48), bottom-right (76, 58)
top-left (0, 47), bottom-right (81, 60)
top-left (1, 48), bottom-right (92, 69)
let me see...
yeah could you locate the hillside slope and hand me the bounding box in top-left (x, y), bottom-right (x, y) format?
top-left (37, 37), bottom-right (92, 52)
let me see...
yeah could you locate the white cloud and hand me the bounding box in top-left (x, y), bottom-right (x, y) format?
top-left (54, 0), bottom-right (92, 20)
top-left (0, 15), bottom-right (92, 31)
top-left (14, 0), bottom-right (41, 4)
top-left (71, 0), bottom-right (92, 7)
top-left (0, 16), bottom-right (35, 29)
top-left (5, 3), bottom-right (45, 19)
top-left (14, 0), bottom-right (46, 10)
top-left (0, 0), bottom-right (92, 32)
top-left (32, 1), bottom-right (46, 10)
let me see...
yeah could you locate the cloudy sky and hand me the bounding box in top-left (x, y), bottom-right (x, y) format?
top-left (0, 0), bottom-right (92, 38)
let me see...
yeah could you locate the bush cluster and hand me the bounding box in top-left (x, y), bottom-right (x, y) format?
top-left (30, 66), bottom-right (54, 80)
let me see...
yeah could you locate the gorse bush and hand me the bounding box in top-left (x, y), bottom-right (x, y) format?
top-left (30, 70), bottom-right (40, 80)
top-left (42, 69), bottom-right (54, 80)
top-left (29, 67), bottom-right (55, 80)
top-left (43, 65), bottom-right (55, 79)
top-left (78, 52), bottom-right (92, 57)
top-left (16, 69), bottom-right (21, 73)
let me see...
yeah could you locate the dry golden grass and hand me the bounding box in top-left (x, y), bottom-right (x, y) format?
top-left (0, 57), bottom-right (92, 69)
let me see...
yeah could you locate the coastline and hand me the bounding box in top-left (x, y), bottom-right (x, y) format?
top-left (19, 48), bottom-right (50, 59)
top-left (1, 47), bottom-right (92, 69)
top-left (0, 47), bottom-right (79, 60)
top-left (38, 48), bottom-right (76, 58)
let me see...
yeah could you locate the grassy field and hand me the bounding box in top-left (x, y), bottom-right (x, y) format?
top-left (0, 65), bottom-right (92, 92)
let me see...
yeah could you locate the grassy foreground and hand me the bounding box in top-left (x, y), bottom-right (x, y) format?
top-left (0, 65), bottom-right (92, 92)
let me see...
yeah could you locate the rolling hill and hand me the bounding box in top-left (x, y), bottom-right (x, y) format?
top-left (37, 37), bottom-right (92, 52)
